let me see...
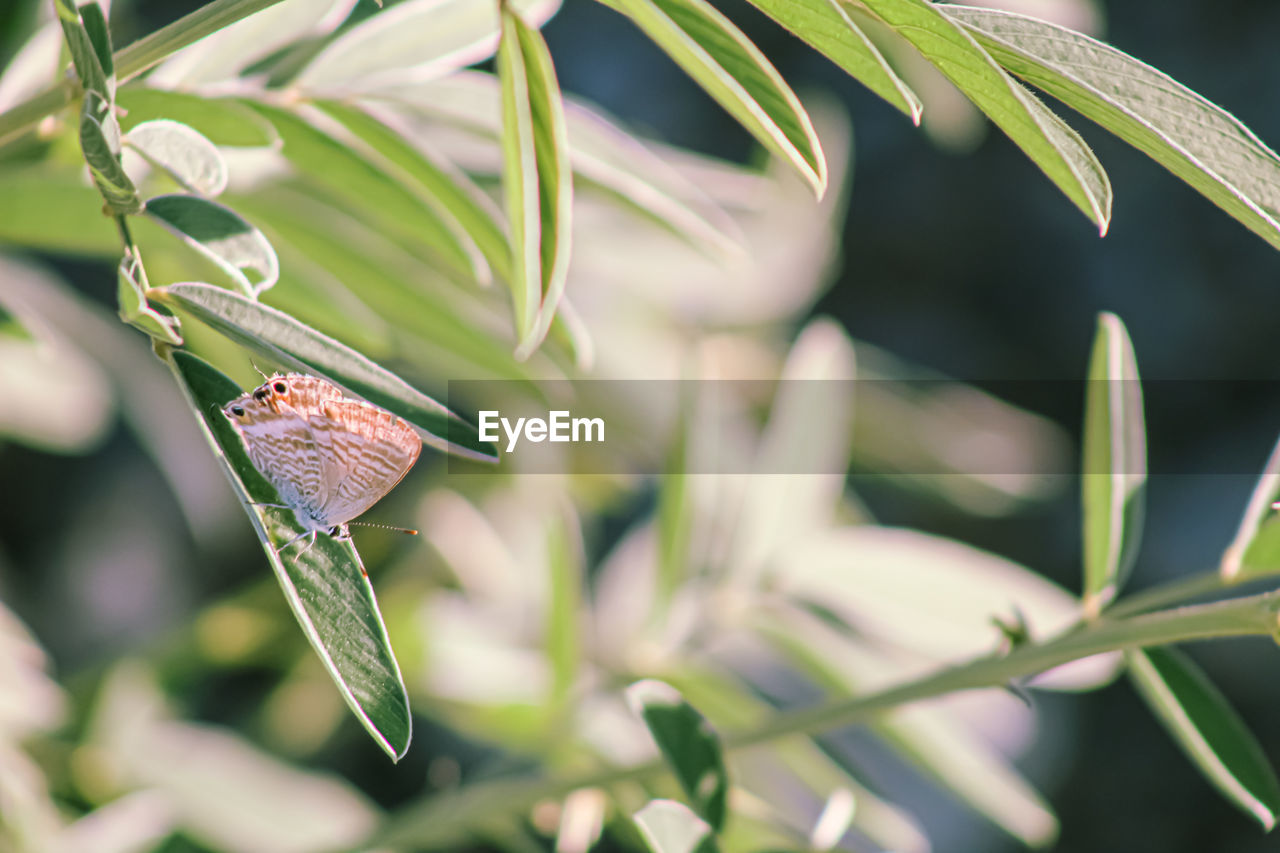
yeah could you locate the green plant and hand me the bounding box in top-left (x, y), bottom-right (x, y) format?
top-left (2, 0), bottom-right (1280, 850)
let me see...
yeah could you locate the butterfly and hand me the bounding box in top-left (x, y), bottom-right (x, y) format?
top-left (223, 373), bottom-right (422, 553)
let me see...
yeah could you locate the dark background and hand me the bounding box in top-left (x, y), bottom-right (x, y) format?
top-left (4, 0), bottom-right (1280, 850)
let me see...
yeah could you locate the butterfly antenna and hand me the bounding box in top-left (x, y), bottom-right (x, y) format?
top-left (250, 360), bottom-right (271, 381)
top-left (348, 521), bottom-right (419, 536)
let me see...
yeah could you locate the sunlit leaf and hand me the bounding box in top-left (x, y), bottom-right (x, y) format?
top-left (946, 5), bottom-right (1280, 251)
top-left (147, 0), bottom-right (360, 89)
top-left (126, 119), bottom-right (229, 196)
top-left (117, 88), bottom-right (278, 147)
top-left (633, 800), bottom-right (720, 853)
top-left (1220, 432), bottom-right (1280, 579)
top-left (80, 93), bottom-right (142, 215)
top-left (743, 0), bottom-right (920, 122)
top-left (597, 0), bottom-right (827, 196)
top-left (117, 255), bottom-right (183, 344)
top-left (165, 350), bottom-right (412, 761)
top-left (498, 5), bottom-right (573, 359)
top-left (295, 0), bottom-right (563, 93)
top-left (1128, 647), bottom-right (1280, 829)
top-left (373, 72), bottom-right (743, 257)
top-left (546, 504), bottom-right (583, 706)
top-left (144, 194), bottom-right (279, 295)
top-left (243, 99), bottom-right (488, 285)
top-left (315, 99), bottom-right (509, 280)
top-left (1081, 312), bottom-right (1146, 615)
top-left (626, 680), bottom-right (729, 831)
top-left (54, 0), bottom-right (110, 98)
top-left (852, 0), bottom-right (1110, 230)
top-left (151, 282), bottom-right (499, 461)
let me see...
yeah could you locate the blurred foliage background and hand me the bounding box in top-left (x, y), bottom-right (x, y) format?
top-left (3, 0), bottom-right (1280, 851)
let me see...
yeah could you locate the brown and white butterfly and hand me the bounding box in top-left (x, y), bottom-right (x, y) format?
top-left (223, 374), bottom-right (422, 552)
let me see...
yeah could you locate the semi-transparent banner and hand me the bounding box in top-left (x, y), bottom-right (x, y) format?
top-left (442, 379), bottom-right (1278, 475)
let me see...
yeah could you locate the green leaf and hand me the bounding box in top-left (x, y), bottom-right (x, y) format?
top-left (0, 165), bottom-right (117, 253)
top-left (374, 73), bottom-right (743, 258)
top-left (116, 255), bottom-right (182, 344)
top-left (742, 0), bottom-right (920, 122)
top-left (125, 119), bottom-right (229, 196)
top-left (225, 185), bottom-right (533, 381)
top-left (1128, 647), bottom-right (1280, 829)
top-left (314, 99), bottom-right (510, 280)
top-left (116, 88), bottom-right (278, 148)
top-left (144, 194), bottom-right (279, 295)
top-left (1221, 433), bottom-right (1280, 579)
top-left (945, 5), bottom-right (1280, 251)
top-left (79, 93), bottom-right (142, 215)
top-left (242, 99), bottom-right (488, 285)
top-left (545, 505), bottom-right (583, 706)
top-left (150, 282), bottom-right (500, 462)
top-left (165, 349), bottom-right (412, 761)
top-left (852, 0), bottom-right (1110, 231)
top-left (597, 0), bottom-right (826, 196)
top-left (145, 0), bottom-right (352, 90)
top-left (1081, 312), bottom-right (1146, 615)
top-left (633, 800), bottom-right (720, 853)
top-left (55, 0), bottom-right (110, 99)
top-left (79, 2), bottom-right (114, 83)
top-left (498, 6), bottom-right (573, 359)
top-left (626, 680), bottom-right (729, 832)
top-left (294, 0), bottom-right (563, 93)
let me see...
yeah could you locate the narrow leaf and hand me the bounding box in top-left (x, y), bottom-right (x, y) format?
top-left (144, 194), bottom-right (279, 295)
top-left (146, 0), bottom-right (360, 90)
top-left (165, 349), bottom-right (412, 761)
top-left (243, 99), bottom-right (487, 285)
top-left (116, 88), bottom-right (278, 148)
top-left (1128, 647), bottom-right (1280, 829)
top-left (546, 505), bottom-right (583, 706)
top-left (1081, 312), bottom-right (1146, 615)
top-left (54, 0), bottom-right (109, 98)
top-left (117, 255), bottom-right (182, 344)
top-left (295, 0), bottom-right (562, 93)
top-left (945, 5), bottom-right (1280, 251)
top-left (853, 0), bottom-right (1110, 230)
top-left (150, 282), bottom-right (499, 462)
top-left (1221, 432), bottom-right (1280, 579)
top-left (498, 5), bottom-right (573, 359)
top-left (79, 93), bottom-right (141, 214)
top-left (126, 119), bottom-right (229, 196)
top-left (375, 72), bottom-right (743, 257)
top-left (743, 0), bottom-right (920, 122)
top-left (626, 680), bottom-right (729, 832)
top-left (315, 99), bottom-right (509, 281)
top-left (633, 800), bottom-right (720, 853)
top-left (79, 3), bottom-right (114, 84)
top-left (597, 0), bottom-right (826, 196)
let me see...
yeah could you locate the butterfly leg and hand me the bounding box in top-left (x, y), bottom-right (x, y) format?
top-left (273, 527), bottom-right (315, 554)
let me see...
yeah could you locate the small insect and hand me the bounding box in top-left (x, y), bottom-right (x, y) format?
top-left (223, 373), bottom-right (422, 553)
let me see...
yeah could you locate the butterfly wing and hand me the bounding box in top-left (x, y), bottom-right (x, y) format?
top-left (228, 398), bottom-right (329, 526)
top-left (309, 399), bottom-right (422, 527)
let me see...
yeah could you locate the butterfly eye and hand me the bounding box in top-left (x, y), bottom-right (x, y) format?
top-left (253, 389), bottom-right (267, 401)
top-left (231, 405), bottom-right (246, 417)
top-left (273, 381), bottom-right (288, 395)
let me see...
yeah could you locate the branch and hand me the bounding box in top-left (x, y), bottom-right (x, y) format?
top-left (0, 0), bottom-right (288, 145)
top-left (370, 589), bottom-right (1280, 848)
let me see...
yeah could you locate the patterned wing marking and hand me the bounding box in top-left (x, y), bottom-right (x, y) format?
top-left (309, 399), bottom-right (423, 527)
top-left (224, 394), bottom-right (330, 529)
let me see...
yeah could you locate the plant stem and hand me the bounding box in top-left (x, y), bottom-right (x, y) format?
top-left (371, 590), bottom-right (1280, 847)
top-left (0, 0), bottom-right (289, 145)
top-left (1104, 566), bottom-right (1280, 620)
